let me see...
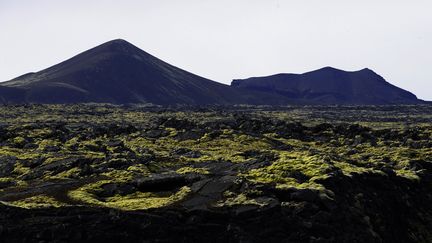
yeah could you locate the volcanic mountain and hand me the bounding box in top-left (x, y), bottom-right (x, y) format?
top-left (0, 39), bottom-right (267, 105)
top-left (231, 67), bottom-right (423, 105)
top-left (0, 39), bottom-right (425, 105)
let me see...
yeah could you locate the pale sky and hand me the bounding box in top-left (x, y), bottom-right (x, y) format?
top-left (1, 0), bottom-right (431, 100)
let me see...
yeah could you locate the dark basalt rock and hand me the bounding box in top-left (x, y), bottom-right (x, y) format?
top-left (174, 130), bottom-right (205, 141)
top-left (162, 117), bottom-right (195, 130)
top-left (31, 157), bottom-right (89, 176)
top-left (0, 156), bottom-right (16, 177)
top-left (22, 143), bottom-right (38, 149)
top-left (271, 188), bottom-right (321, 203)
top-left (144, 129), bottom-right (169, 138)
top-left (172, 148), bottom-right (202, 158)
top-left (107, 139), bottom-right (124, 148)
top-left (3, 170), bottom-right (429, 243)
top-left (20, 157), bottom-right (45, 168)
top-left (134, 174), bottom-right (199, 192)
top-left (0, 106), bottom-right (431, 242)
top-left (0, 180), bottom-right (16, 189)
top-left (43, 145), bottom-right (61, 152)
top-left (104, 158), bottom-right (132, 170)
top-left (197, 176), bottom-right (236, 198)
top-left (98, 183), bottom-right (136, 197)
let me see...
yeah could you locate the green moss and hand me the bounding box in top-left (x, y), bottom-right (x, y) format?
top-left (27, 128), bottom-right (53, 138)
top-left (124, 131), bottom-right (272, 164)
top-left (6, 195), bottom-right (68, 209)
top-left (64, 137), bottom-right (80, 149)
top-left (242, 151), bottom-right (330, 191)
top-left (67, 179), bottom-right (111, 205)
top-left (12, 162), bottom-right (31, 176)
top-left (100, 170), bottom-right (136, 182)
top-left (0, 147), bottom-right (38, 160)
top-left (395, 169), bottom-right (420, 181)
top-left (68, 181), bottom-right (191, 210)
top-left (186, 133), bottom-right (273, 163)
top-left (0, 147), bottom-right (17, 157)
top-left (37, 139), bottom-right (61, 150)
top-left (43, 156), bottom-right (67, 165)
top-left (176, 167), bottom-right (209, 175)
top-left (123, 137), bottom-right (159, 155)
top-left (103, 186), bottom-right (191, 210)
top-left (0, 177), bottom-right (14, 183)
top-left (165, 127), bottom-right (178, 137)
top-left (12, 136), bottom-right (26, 147)
top-left (216, 193), bottom-right (266, 207)
top-left (127, 164), bottom-right (151, 175)
top-left (46, 167), bottom-right (81, 180)
top-left (334, 161), bottom-right (376, 175)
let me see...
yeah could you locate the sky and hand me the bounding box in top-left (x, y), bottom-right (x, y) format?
top-left (1, 0), bottom-right (431, 100)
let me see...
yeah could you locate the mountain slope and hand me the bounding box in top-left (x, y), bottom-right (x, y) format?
top-left (0, 40), bottom-right (426, 105)
top-left (0, 86), bottom-right (26, 103)
top-left (1, 39), bottom-right (250, 105)
top-left (231, 67), bottom-right (423, 105)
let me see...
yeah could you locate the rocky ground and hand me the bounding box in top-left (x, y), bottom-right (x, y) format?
top-left (0, 104), bottom-right (431, 242)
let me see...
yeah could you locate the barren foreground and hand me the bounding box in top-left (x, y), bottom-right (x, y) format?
top-left (0, 105), bottom-right (431, 242)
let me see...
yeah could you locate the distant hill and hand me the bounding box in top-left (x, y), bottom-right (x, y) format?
top-left (231, 67), bottom-right (424, 105)
top-left (0, 40), bottom-right (426, 105)
top-left (0, 39), bottom-right (260, 105)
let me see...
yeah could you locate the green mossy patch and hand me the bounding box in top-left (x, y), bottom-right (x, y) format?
top-left (4, 195), bottom-right (68, 209)
top-left (68, 181), bottom-right (191, 210)
top-left (0, 104), bottom-right (431, 213)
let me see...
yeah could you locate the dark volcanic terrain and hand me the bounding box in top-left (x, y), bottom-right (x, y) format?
top-left (232, 67), bottom-right (422, 105)
top-left (0, 40), bottom-right (248, 105)
top-left (0, 39), bottom-right (431, 243)
top-left (0, 104), bottom-right (431, 242)
top-left (0, 39), bottom-right (426, 105)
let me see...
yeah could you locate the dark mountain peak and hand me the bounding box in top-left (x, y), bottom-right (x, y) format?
top-left (315, 66), bottom-right (343, 72)
top-left (308, 66), bottom-right (374, 75)
top-left (359, 67), bottom-right (372, 72)
top-left (106, 38), bottom-right (130, 45)
top-left (88, 39), bottom-right (146, 57)
top-left (309, 67), bottom-right (379, 75)
top-left (101, 39), bottom-right (135, 49)
top-left (355, 67), bottom-right (372, 73)
top-left (0, 39), bottom-right (249, 105)
top-left (357, 68), bottom-right (385, 81)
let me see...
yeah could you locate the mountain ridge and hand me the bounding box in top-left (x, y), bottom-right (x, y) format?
top-left (0, 39), bottom-right (426, 105)
top-left (231, 66), bottom-right (422, 105)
